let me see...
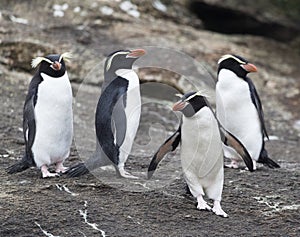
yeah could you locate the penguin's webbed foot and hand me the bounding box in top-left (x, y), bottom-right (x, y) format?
top-left (225, 160), bottom-right (239, 169)
top-left (118, 169), bottom-right (138, 179)
top-left (196, 195), bottom-right (212, 211)
top-left (42, 171), bottom-right (60, 178)
top-left (41, 165), bottom-right (60, 178)
top-left (212, 201), bottom-right (228, 218)
top-left (55, 162), bottom-right (69, 174)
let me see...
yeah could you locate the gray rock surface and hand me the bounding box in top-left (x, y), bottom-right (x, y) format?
top-left (0, 0), bottom-right (299, 236)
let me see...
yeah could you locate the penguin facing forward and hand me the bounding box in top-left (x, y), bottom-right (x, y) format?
top-left (148, 92), bottom-right (253, 217)
top-left (67, 49), bottom-right (146, 178)
top-left (149, 92), bottom-right (228, 217)
top-left (216, 54), bottom-right (280, 170)
top-left (7, 53), bottom-right (73, 178)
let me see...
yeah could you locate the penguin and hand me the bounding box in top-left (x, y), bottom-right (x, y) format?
top-left (67, 49), bottom-right (146, 178)
top-left (7, 52), bottom-right (73, 178)
top-left (216, 54), bottom-right (280, 170)
top-left (148, 92), bottom-right (253, 218)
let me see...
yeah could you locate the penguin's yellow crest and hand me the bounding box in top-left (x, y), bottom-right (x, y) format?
top-left (218, 54), bottom-right (246, 65)
top-left (31, 52), bottom-right (73, 68)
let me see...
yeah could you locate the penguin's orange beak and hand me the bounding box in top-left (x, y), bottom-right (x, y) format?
top-left (172, 101), bottom-right (186, 111)
top-left (52, 61), bottom-right (62, 71)
top-left (127, 49), bottom-right (146, 58)
top-left (241, 63), bottom-right (257, 73)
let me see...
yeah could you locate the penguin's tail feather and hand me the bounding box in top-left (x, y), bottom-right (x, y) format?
top-left (7, 155), bottom-right (32, 174)
top-left (258, 148), bottom-right (280, 168)
top-left (66, 163), bottom-right (90, 177)
top-left (147, 128), bottom-right (181, 179)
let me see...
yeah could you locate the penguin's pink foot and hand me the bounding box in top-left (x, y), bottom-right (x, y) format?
top-left (196, 195), bottom-right (211, 211)
top-left (118, 168), bottom-right (138, 179)
top-left (41, 165), bottom-right (59, 178)
top-left (55, 162), bottom-right (68, 174)
top-left (225, 160), bottom-right (239, 169)
top-left (212, 201), bottom-right (228, 218)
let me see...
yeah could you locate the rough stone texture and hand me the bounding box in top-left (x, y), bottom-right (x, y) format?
top-left (0, 0), bottom-right (299, 236)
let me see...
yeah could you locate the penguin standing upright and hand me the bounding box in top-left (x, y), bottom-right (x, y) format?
top-left (216, 54), bottom-right (280, 170)
top-left (67, 49), bottom-right (146, 178)
top-left (148, 92), bottom-right (253, 217)
top-left (7, 53), bottom-right (73, 178)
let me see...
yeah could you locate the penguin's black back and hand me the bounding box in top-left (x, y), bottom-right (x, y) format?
top-left (6, 73), bottom-right (43, 173)
top-left (95, 77), bottom-right (129, 166)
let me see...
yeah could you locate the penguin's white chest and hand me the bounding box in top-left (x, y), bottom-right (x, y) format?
top-left (32, 72), bottom-right (73, 167)
top-left (181, 107), bottom-right (223, 177)
top-left (216, 69), bottom-right (262, 159)
top-left (115, 69), bottom-right (141, 161)
top-left (118, 70), bottom-right (141, 120)
top-left (116, 69), bottom-right (141, 134)
top-left (180, 107), bottom-right (224, 200)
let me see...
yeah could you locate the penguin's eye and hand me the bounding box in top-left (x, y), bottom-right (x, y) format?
top-left (106, 52), bottom-right (129, 71)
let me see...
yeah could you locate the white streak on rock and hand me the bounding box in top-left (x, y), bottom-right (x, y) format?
top-left (55, 184), bottom-right (63, 191)
top-left (55, 184), bottom-right (78, 196)
top-left (254, 196), bottom-right (300, 216)
top-left (79, 201), bottom-right (106, 237)
top-left (62, 185), bottom-right (79, 196)
top-left (134, 182), bottom-right (150, 189)
top-left (35, 222), bottom-right (60, 237)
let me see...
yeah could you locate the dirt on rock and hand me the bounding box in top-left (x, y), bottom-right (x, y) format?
top-left (0, 0), bottom-right (300, 236)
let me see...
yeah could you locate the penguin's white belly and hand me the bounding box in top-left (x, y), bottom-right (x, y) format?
top-left (116, 69), bottom-right (141, 164)
top-left (32, 72), bottom-right (73, 167)
top-left (181, 107), bottom-right (224, 201)
top-left (216, 70), bottom-right (262, 160)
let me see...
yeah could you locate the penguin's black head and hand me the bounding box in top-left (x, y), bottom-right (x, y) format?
top-left (217, 54), bottom-right (257, 78)
top-left (172, 91), bottom-right (208, 117)
top-left (104, 49), bottom-right (146, 74)
top-left (31, 52), bottom-right (72, 78)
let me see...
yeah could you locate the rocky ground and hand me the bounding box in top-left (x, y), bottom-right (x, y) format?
top-left (0, 0), bottom-right (300, 236)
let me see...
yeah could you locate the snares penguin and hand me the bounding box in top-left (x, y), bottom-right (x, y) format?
top-left (216, 54), bottom-right (280, 170)
top-left (148, 92), bottom-right (253, 217)
top-left (7, 53), bottom-right (73, 178)
top-left (67, 49), bottom-right (146, 178)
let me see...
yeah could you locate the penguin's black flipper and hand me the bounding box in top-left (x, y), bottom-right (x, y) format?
top-left (219, 126), bottom-right (254, 172)
top-left (95, 77), bottom-right (129, 166)
top-left (7, 155), bottom-right (32, 174)
top-left (112, 97), bottom-right (127, 147)
top-left (8, 77), bottom-right (40, 175)
top-left (258, 147), bottom-right (280, 168)
top-left (245, 77), bottom-right (269, 139)
top-left (66, 163), bottom-right (90, 177)
top-left (147, 128), bottom-right (181, 179)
